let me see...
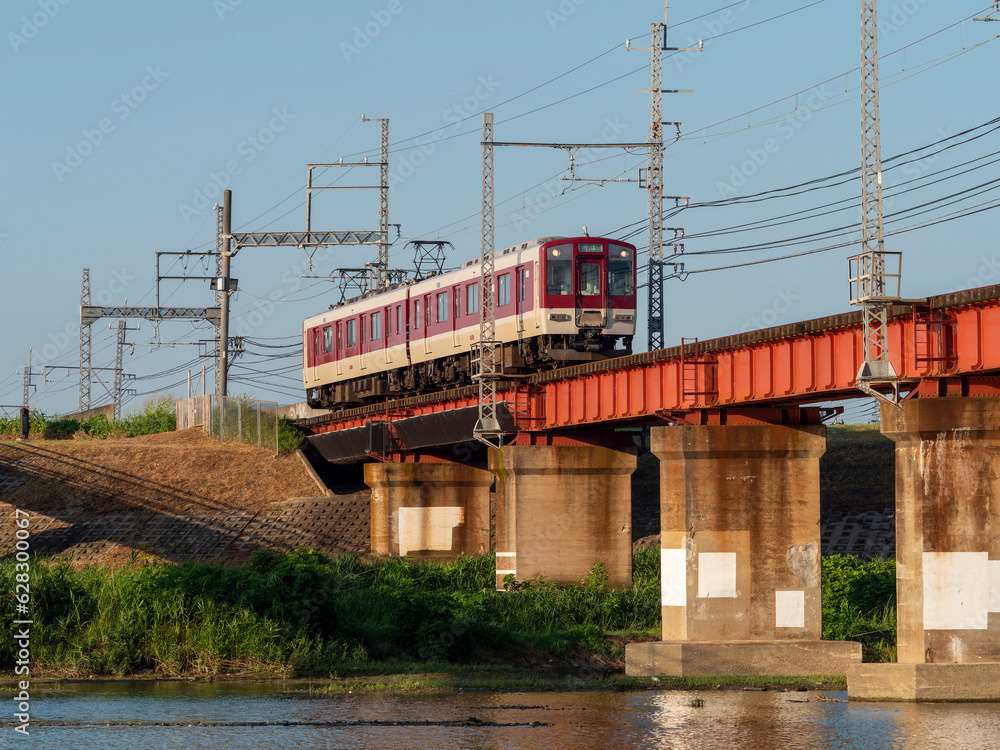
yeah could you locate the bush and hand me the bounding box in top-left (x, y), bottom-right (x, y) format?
top-left (822, 555), bottom-right (896, 662)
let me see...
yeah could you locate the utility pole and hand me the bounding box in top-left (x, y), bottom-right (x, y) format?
top-left (629, 2), bottom-right (699, 352)
top-left (219, 189), bottom-right (233, 397)
top-left (112, 320), bottom-right (138, 422)
top-left (849, 0), bottom-right (906, 404)
top-left (22, 350), bottom-right (37, 409)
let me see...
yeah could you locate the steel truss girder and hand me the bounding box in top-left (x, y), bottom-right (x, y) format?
top-left (230, 231), bottom-right (383, 248)
top-left (80, 306), bottom-right (221, 326)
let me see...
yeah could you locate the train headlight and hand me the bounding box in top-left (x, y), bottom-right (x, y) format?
top-left (619, 249), bottom-right (630, 258)
top-left (613, 314), bottom-right (634, 322)
top-left (550, 248), bottom-right (561, 257)
top-left (548, 313), bottom-right (571, 321)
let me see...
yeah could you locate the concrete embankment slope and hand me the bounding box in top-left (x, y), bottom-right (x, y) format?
top-left (0, 424), bottom-right (896, 566)
top-left (0, 429), bottom-right (369, 565)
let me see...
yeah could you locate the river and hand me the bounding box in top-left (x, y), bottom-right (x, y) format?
top-left (10, 681), bottom-right (1000, 749)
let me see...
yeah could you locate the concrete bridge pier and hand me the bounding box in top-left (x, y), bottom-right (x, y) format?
top-left (627, 416), bottom-right (862, 677)
top-left (489, 439), bottom-right (637, 590)
top-left (365, 459), bottom-right (492, 560)
top-left (849, 397), bottom-right (1000, 701)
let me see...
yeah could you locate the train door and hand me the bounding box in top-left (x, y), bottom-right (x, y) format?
top-left (515, 265), bottom-right (527, 337)
top-left (383, 306), bottom-right (391, 366)
top-left (575, 254), bottom-right (608, 328)
top-left (401, 299), bottom-right (411, 365)
top-left (335, 322), bottom-right (343, 377)
top-left (452, 284), bottom-right (462, 348)
top-left (423, 292), bottom-right (433, 356)
top-left (307, 327), bottom-right (320, 384)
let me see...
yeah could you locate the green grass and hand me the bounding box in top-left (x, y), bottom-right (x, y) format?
top-left (821, 555), bottom-right (896, 662)
top-left (0, 398), bottom-right (176, 441)
top-left (0, 549), bottom-right (897, 679)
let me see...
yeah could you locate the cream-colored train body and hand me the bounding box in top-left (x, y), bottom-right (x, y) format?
top-left (303, 235), bottom-right (637, 408)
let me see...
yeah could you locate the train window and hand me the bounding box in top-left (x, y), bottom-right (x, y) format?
top-left (517, 267), bottom-right (527, 301)
top-left (395, 305), bottom-right (401, 334)
top-left (336, 323), bottom-right (342, 351)
top-left (437, 292), bottom-right (448, 323)
top-left (455, 290), bottom-right (461, 319)
top-left (414, 300), bottom-right (421, 328)
top-left (579, 261), bottom-right (601, 296)
top-left (610, 259), bottom-right (633, 296)
top-left (322, 327), bottom-right (332, 354)
top-left (371, 311), bottom-right (381, 340)
top-left (498, 273), bottom-right (511, 306)
top-left (467, 282), bottom-right (479, 315)
top-left (547, 260), bottom-right (572, 295)
top-left (346, 319), bottom-right (356, 347)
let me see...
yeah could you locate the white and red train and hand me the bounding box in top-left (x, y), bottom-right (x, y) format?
top-left (302, 234), bottom-right (637, 408)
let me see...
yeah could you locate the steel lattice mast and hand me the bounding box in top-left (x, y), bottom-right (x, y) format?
top-left (629, 3), bottom-right (698, 352)
top-left (647, 19), bottom-right (665, 352)
top-left (473, 112), bottom-right (502, 448)
top-left (850, 0), bottom-right (902, 403)
top-left (79, 269), bottom-right (92, 414)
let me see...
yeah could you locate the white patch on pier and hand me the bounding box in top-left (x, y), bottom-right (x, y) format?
top-left (923, 552), bottom-right (990, 630)
top-left (397, 506), bottom-right (464, 556)
top-left (698, 552), bottom-right (737, 599)
top-left (775, 590), bottom-right (805, 628)
top-left (661, 548), bottom-right (687, 607)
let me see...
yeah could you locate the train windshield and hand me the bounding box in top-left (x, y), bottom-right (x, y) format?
top-left (578, 261), bottom-right (602, 296)
top-left (547, 265), bottom-right (572, 295)
top-left (609, 245), bottom-right (633, 296)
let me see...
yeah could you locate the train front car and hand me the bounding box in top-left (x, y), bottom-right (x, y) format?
top-left (537, 236), bottom-right (636, 363)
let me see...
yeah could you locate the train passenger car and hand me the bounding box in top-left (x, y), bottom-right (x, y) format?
top-left (302, 235), bottom-right (636, 408)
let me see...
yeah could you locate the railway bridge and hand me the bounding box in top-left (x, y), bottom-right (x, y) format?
top-left (303, 283), bottom-right (1000, 700)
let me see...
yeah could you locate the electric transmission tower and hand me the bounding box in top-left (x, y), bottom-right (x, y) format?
top-left (848, 0), bottom-right (906, 404)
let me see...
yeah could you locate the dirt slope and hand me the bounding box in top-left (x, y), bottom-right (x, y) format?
top-left (0, 430), bottom-right (369, 566)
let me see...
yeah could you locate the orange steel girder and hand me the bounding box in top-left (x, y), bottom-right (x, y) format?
top-left (305, 286), bottom-right (1000, 435)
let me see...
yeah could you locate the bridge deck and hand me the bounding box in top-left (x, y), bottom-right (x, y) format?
top-left (303, 284), bottom-right (1000, 436)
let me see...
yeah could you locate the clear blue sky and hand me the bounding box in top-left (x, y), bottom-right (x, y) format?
top-left (2, 1), bottom-right (998, 421)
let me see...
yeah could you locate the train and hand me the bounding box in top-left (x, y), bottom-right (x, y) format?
top-left (302, 234), bottom-right (637, 408)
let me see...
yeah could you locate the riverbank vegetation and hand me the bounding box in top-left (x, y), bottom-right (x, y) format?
top-left (0, 549), bottom-right (894, 681)
top-left (0, 398), bottom-right (305, 452)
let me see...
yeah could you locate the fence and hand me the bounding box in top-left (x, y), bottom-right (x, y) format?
top-left (176, 395), bottom-right (279, 453)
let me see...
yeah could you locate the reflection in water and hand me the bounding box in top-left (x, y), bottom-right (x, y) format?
top-left (18, 681), bottom-right (1000, 750)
